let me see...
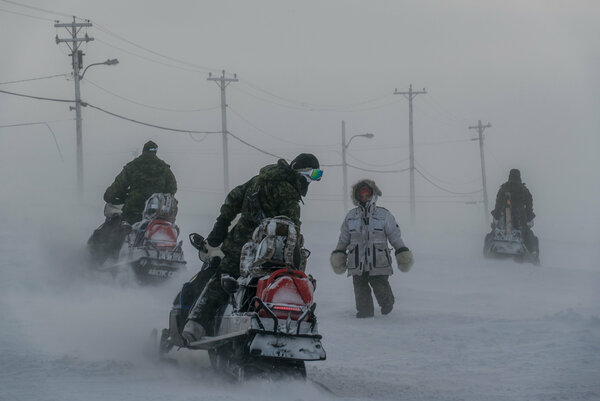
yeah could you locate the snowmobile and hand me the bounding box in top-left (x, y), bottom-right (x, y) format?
top-left (87, 193), bottom-right (186, 283)
top-left (159, 216), bottom-right (326, 381)
top-left (484, 193), bottom-right (540, 265)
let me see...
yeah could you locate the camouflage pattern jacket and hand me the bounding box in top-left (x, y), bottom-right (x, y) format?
top-left (206, 159), bottom-right (304, 256)
top-left (491, 180), bottom-right (535, 225)
top-left (104, 151), bottom-right (177, 224)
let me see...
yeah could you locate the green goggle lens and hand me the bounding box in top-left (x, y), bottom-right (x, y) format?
top-left (300, 168), bottom-right (323, 181)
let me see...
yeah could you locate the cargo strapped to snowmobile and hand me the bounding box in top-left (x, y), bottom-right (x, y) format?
top-left (143, 193), bottom-right (178, 222)
top-left (240, 216), bottom-right (307, 277)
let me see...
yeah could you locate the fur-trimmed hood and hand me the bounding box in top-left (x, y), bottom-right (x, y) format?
top-left (351, 179), bottom-right (382, 206)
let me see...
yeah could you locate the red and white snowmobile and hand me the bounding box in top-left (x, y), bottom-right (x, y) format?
top-left (159, 216), bottom-right (326, 380)
top-left (88, 193), bottom-right (186, 283)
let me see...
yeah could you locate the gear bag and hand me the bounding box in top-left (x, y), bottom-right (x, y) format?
top-left (240, 216), bottom-right (307, 277)
top-left (142, 193), bottom-right (178, 222)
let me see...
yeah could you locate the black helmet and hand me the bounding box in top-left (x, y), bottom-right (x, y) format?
top-left (290, 153), bottom-right (319, 170)
top-left (143, 140), bottom-right (158, 153)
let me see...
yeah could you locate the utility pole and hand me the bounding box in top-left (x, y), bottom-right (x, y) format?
top-left (208, 70), bottom-right (238, 194)
top-left (341, 120), bottom-right (348, 212)
top-left (394, 84), bottom-right (426, 225)
top-left (469, 120), bottom-right (492, 221)
top-left (55, 17), bottom-right (93, 199)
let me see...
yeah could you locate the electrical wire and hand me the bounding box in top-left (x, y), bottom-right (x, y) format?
top-left (93, 22), bottom-right (218, 73)
top-left (228, 106), bottom-right (338, 147)
top-left (241, 80), bottom-right (393, 110)
top-left (414, 159), bottom-right (482, 186)
top-left (0, 121), bottom-right (64, 161)
top-left (0, 0), bottom-right (74, 19)
top-left (414, 167), bottom-right (482, 195)
top-left (0, 6), bottom-right (55, 21)
top-left (235, 84), bottom-right (401, 113)
top-left (347, 164), bottom-right (410, 174)
top-left (85, 103), bottom-right (221, 134)
top-left (0, 73), bottom-right (67, 85)
top-left (346, 152), bottom-right (410, 168)
top-left (95, 38), bottom-right (205, 74)
top-left (188, 133), bottom-right (208, 143)
top-left (84, 78), bottom-right (219, 112)
top-left (0, 88), bottom-right (74, 102)
top-left (225, 130), bottom-right (283, 159)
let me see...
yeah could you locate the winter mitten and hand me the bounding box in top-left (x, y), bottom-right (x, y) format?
top-left (527, 220), bottom-right (534, 228)
top-left (395, 247), bottom-right (413, 272)
top-left (330, 250), bottom-right (347, 275)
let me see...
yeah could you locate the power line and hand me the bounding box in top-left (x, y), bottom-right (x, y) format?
top-left (84, 78), bottom-right (219, 112)
top-left (0, 73), bottom-right (67, 85)
top-left (93, 22), bottom-right (218, 73)
top-left (226, 130), bottom-right (283, 159)
top-left (0, 0), bottom-right (73, 18)
top-left (228, 106), bottom-right (337, 147)
top-left (188, 133), bottom-right (209, 143)
top-left (346, 152), bottom-right (410, 168)
top-left (241, 80), bottom-right (394, 110)
top-left (0, 88), bottom-right (74, 102)
top-left (94, 38), bottom-right (203, 73)
top-left (85, 102), bottom-right (221, 135)
top-left (414, 159), bottom-right (481, 186)
top-left (0, 6), bottom-right (54, 21)
top-left (414, 167), bottom-right (482, 195)
top-left (0, 121), bottom-right (64, 161)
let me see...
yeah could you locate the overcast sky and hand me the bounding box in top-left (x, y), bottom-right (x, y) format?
top-left (1, 0), bottom-right (598, 240)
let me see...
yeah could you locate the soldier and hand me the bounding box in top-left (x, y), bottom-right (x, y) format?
top-left (491, 168), bottom-right (539, 256)
top-left (182, 153), bottom-right (322, 342)
top-left (330, 179), bottom-right (413, 318)
top-left (103, 140), bottom-right (177, 224)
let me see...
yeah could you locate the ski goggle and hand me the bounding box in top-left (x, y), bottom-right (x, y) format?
top-left (298, 168), bottom-right (323, 182)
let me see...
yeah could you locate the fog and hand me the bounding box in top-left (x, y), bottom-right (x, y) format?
top-left (1, 1), bottom-right (599, 400)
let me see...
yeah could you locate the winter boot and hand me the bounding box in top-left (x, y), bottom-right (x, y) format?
top-left (381, 304), bottom-right (393, 315)
top-left (182, 320), bottom-right (206, 344)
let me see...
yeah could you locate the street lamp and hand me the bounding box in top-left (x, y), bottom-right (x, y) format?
top-left (80, 58), bottom-right (119, 80)
top-left (341, 120), bottom-right (374, 212)
top-left (71, 57), bottom-right (118, 198)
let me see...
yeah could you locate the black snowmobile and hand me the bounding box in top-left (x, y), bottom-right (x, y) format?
top-left (87, 193), bottom-right (187, 283)
top-left (484, 192), bottom-right (540, 265)
top-left (158, 217), bottom-right (326, 381)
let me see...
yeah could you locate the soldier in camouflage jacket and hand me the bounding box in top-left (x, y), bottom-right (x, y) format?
top-left (182, 154), bottom-right (321, 342)
top-left (103, 141), bottom-right (177, 224)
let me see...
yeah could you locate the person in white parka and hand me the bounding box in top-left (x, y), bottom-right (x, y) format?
top-left (330, 179), bottom-right (413, 318)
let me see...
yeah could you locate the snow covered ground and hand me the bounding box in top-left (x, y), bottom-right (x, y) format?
top-left (1, 206), bottom-right (599, 401)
